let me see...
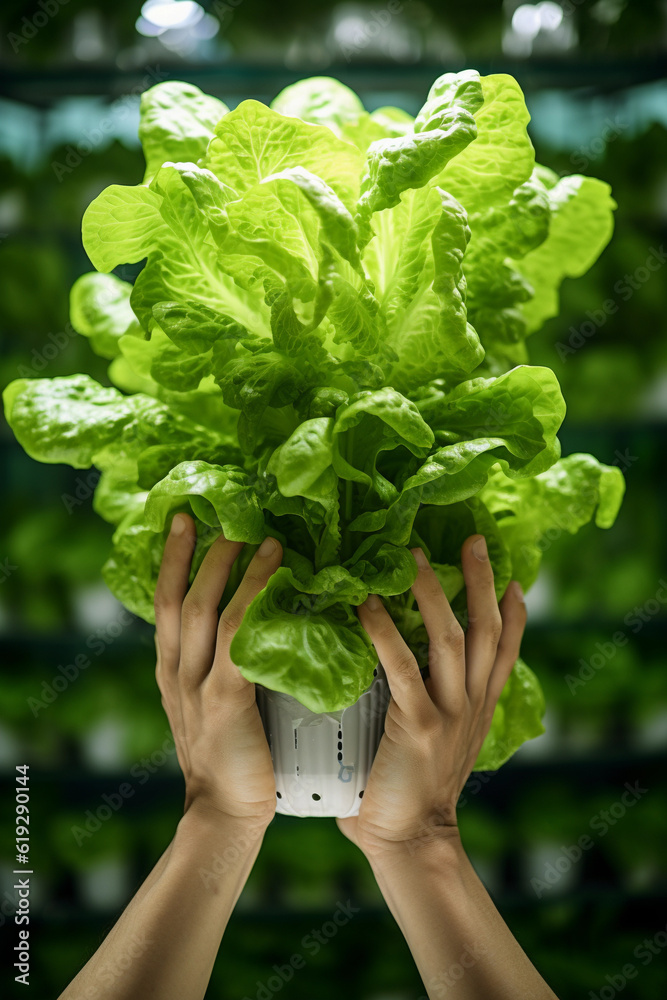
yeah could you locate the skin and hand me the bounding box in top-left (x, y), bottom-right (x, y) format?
top-left (59, 519), bottom-right (558, 1000)
top-left (338, 536), bottom-right (559, 999)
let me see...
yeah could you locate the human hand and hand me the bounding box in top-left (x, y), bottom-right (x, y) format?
top-left (337, 535), bottom-right (527, 859)
top-left (154, 514), bottom-right (283, 828)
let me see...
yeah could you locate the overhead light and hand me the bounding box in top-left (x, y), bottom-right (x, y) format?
top-left (512, 4), bottom-right (542, 39)
top-left (135, 15), bottom-right (167, 37)
top-left (140, 0), bottom-right (204, 30)
top-left (192, 13), bottom-right (220, 40)
top-left (537, 1), bottom-right (564, 30)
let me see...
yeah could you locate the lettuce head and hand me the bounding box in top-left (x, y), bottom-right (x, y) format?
top-left (3, 72), bottom-right (624, 769)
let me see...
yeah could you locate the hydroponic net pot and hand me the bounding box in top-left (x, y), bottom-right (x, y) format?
top-left (256, 664), bottom-right (390, 818)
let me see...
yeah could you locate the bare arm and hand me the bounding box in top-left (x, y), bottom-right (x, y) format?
top-left (338, 536), bottom-right (558, 1000)
top-left (59, 516), bottom-right (284, 1000)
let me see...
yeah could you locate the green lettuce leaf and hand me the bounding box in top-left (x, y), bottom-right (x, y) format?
top-left (229, 567), bottom-right (377, 713)
top-left (270, 76), bottom-right (365, 136)
top-left (203, 99), bottom-right (365, 212)
top-left (69, 272), bottom-right (142, 359)
top-left (481, 453), bottom-right (625, 590)
top-left (405, 365), bottom-right (565, 504)
top-left (4, 71), bottom-right (624, 765)
top-left (144, 461), bottom-right (265, 542)
top-left (512, 173), bottom-right (616, 333)
top-left (139, 81), bottom-right (229, 182)
top-left (473, 658), bottom-right (545, 770)
top-left (433, 71), bottom-right (535, 219)
top-left (356, 95), bottom-right (477, 242)
top-left (82, 164), bottom-right (269, 341)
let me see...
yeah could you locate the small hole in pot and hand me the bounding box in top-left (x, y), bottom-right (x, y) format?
top-left (337, 730), bottom-right (342, 739)
top-left (312, 793), bottom-right (321, 801)
top-left (276, 791), bottom-right (282, 799)
top-left (337, 741), bottom-right (342, 750)
top-left (337, 752), bottom-right (342, 761)
top-left (373, 668), bottom-right (378, 676)
top-left (359, 790), bottom-right (364, 798)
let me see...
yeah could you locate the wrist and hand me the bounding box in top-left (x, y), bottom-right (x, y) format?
top-left (362, 823), bottom-right (465, 875)
top-left (182, 798), bottom-right (273, 844)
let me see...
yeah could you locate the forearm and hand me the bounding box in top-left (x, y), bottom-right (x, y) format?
top-left (59, 805), bottom-right (268, 1000)
top-left (368, 831), bottom-right (558, 1000)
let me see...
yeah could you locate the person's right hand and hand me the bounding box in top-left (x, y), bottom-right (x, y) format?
top-left (154, 514), bottom-right (283, 828)
top-left (337, 535), bottom-right (527, 859)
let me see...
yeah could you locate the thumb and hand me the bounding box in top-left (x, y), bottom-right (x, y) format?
top-left (336, 815), bottom-right (360, 847)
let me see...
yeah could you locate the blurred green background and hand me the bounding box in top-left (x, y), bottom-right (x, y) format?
top-left (1, 1), bottom-right (666, 997)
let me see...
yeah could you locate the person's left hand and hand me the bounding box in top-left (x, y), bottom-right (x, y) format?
top-left (154, 514), bottom-right (283, 828)
top-left (337, 535), bottom-right (527, 858)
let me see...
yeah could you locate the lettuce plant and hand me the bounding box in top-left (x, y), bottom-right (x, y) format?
top-left (4, 72), bottom-right (625, 769)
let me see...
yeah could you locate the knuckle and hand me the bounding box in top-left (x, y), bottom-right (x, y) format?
top-left (433, 623), bottom-right (465, 655)
top-left (219, 606), bottom-right (245, 639)
top-left (469, 610), bottom-right (503, 644)
top-left (243, 567), bottom-right (270, 591)
top-left (442, 691), bottom-right (466, 719)
top-left (414, 705), bottom-right (441, 740)
top-left (392, 651), bottom-right (419, 680)
top-left (181, 593), bottom-right (209, 628)
top-left (153, 592), bottom-right (179, 620)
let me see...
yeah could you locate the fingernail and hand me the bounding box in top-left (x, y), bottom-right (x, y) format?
top-left (258, 536), bottom-right (278, 557)
top-left (512, 580), bottom-right (525, 602)
top-left (365, 594), bottom-right (381, 611)
top-left (472, 536), bottom-right (488, 561)
top-left (171, 514), bottom-right (186, 536)
top-left (411, 547), bottom-right (429, 569)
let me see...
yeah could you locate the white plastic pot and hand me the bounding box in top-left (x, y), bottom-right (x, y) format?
top-left (256, 664), bottom-right (390, 818)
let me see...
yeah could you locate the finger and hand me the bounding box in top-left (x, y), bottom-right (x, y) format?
top-left (214, 536), bottom-right (283, 686)
top-left (461, 535), bottom-right (503, 699)
top-left (357, 595), bottom-right (431, 719)
top-left (154, 513), bottom-right (196, 675)
top-left (484, 580), bottom-right (527, 713)
top-left (410, 548), bottom-right (466, 712)
top-left (179, 531), bottom-right (244, 685)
